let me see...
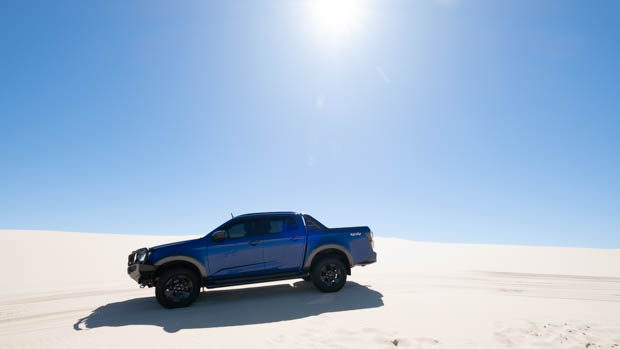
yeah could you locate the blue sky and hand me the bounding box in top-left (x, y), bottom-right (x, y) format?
top-left (1, 1), bottom-right (619, 247)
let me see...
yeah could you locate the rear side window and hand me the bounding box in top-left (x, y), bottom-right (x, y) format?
top-left (268, 219), bottom-right (284, 234)
top-left (285, 216), bottom-right (299, 231)
top-left (265, 216), bottom-right (299, 234)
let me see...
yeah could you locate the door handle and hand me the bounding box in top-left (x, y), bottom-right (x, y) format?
top-left (249, 240), bottom-right (261, 246)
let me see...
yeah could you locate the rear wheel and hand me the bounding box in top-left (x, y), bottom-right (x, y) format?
top-left (155, 267), bottom-right (200, 309)
top-left (311, 257), bottom-right (347, 292)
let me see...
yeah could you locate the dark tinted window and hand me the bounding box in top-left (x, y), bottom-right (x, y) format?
top-left (251, 219), bottom-right (271, 235)
top-left (263, 216), bottom-right (299, 234)
top-left (225, 216), bottom-right (300, 238)
top-left (268, 219), bottom-right (284, 234)
top-left (285, 216), bottom-right (299, 231)
top-left (225, 217), bottom-right (281, 238)
top-left (226, 220), bottom-right (249, 239)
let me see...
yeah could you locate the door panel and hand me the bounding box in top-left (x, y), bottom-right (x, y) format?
top-left (206, 218), bottom-right (265, 278)
top-left (262, 216), bottom-right (307, 273)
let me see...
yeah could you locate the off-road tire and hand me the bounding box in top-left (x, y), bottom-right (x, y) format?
top-left (155, 267), bottom-right (200, 309)
top-left (310, 257), bottom-right (347, 292)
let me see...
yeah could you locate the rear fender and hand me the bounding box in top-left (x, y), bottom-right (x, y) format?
top-left (303, 244), bottom-right (354, 271)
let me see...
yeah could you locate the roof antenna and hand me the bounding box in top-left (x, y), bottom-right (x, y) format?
top-left (230, 212), bottom-right (234, 218)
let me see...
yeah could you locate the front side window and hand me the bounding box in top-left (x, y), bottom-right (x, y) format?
top-left (226, 220), bottom-right (250, 239)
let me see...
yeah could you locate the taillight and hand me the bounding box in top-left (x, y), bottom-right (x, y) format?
top-left (365, 231), bottom-right (374, 250)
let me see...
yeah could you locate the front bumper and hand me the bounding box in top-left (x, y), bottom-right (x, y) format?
top-left (127, 263), bottom-right (156, 284)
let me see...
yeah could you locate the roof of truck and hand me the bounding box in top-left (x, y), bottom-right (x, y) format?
top-left (234, 211), bottom-right (300, 218)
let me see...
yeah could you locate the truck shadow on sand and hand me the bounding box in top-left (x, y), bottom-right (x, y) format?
top-left (74, 281), bottom-right (383, 333)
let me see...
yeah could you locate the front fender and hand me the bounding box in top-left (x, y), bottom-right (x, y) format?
top-left (154, 255), bottom-right (208, 278)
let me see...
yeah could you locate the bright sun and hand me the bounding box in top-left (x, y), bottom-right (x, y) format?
top-left (306, 0), bottom-right (366, 45)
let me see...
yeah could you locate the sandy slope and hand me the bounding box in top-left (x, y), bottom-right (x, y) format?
top-left (1, 230), bottom-right (619, 349)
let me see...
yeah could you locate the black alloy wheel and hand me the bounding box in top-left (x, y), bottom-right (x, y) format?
top-left (319, 263), bottom-right (341, 286)
top-left (311, 257), bottom-right (347, 292)
top-left (163, 274), bottom-right (194, 302)
top-left (155, 267), bottom-right (200, 308)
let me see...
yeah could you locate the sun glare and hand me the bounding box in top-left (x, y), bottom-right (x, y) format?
top-left (306, 0), bottom-right (366, 45)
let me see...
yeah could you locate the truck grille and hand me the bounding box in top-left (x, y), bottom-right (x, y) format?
top-left (128, 252), bottom-right (136, 266)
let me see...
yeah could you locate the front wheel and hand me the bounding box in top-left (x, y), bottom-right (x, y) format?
top-left (311, 257), bottom-right (347, 292)
top-left (155, 267), bottom-right (200, 309)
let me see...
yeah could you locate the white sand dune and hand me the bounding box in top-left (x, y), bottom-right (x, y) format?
top-left (1, 229), bottom-right (619, 348)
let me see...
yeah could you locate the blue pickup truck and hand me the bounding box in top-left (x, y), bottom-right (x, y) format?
top-left (127, 212), bottom-right (377, 308)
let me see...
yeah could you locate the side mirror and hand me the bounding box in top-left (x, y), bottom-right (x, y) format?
top-left (211, 230), bottom-right (227, 242)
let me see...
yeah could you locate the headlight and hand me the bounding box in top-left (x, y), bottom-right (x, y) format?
top-left (136, 249), bottom-right (148, 263)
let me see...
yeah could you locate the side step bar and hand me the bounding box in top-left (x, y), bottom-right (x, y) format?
top-left (204, 271), bottom-right (310, 289)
